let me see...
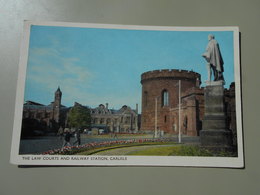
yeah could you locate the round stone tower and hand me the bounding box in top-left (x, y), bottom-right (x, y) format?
top-left (140, 69), bottom-right (201, 134)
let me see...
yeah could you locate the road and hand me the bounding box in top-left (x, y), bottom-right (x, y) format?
top-left (19, 135), bottom-right (200, 154)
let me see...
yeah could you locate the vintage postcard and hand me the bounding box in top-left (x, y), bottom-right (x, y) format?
top-left (10, 21), bottom-right (243, 167)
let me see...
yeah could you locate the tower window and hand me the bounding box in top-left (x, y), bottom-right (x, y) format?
top-left (162, 90), bottom-right (169, 106)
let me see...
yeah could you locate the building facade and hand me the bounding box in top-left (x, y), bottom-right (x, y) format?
top-left (90, 104), bottom-right (139, 133)
top-left (22, 87), bottom-right (68, 134)
top-left (140, 69), bottom-right (236, 138)
top-left (22, 87), bottom-right (139, 136)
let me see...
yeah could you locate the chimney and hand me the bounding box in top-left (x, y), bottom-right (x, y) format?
top-left (106, 103), bottom-right (108, 109)
top-left (136, 103), bottom-right (138, 113)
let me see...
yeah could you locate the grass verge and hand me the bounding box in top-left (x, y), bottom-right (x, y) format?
top-left (128, 145), bottom-right (237, 157)
top-left (76, 142), bottom-right (177, 155)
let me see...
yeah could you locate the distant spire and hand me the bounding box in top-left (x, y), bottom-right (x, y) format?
top-left (55, 86), bottom-right (62, 94)
top-left (55, 86), bottom-right (62, 98)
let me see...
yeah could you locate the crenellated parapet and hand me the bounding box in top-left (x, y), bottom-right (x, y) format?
top-left (141, 69), bottom-right (201, 85)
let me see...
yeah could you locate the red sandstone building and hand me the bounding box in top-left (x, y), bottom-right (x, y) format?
top-left (140, 69), bottom-right (236, 138)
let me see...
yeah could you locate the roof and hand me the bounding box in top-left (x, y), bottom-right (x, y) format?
top-left (24, 101), bottom-right (45, 106)
top-left (23, 104), bottom-right (53, 111)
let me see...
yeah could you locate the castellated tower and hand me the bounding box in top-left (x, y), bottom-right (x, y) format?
top-left (53, 87), bottom-right (62, 123)
top-left (140, 69), bottom-right (202, 135)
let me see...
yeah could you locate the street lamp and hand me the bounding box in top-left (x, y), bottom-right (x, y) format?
top-left (154, 96), bottom-right (159, 138)
top-left (174, 80), bottom-right (182, 143)
top-left (178, 80), bottom-right (182, 143)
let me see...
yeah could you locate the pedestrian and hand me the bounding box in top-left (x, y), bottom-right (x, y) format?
top-left (114, 132), bottom-right (118, 139)
top-left (62, 128), bottom-right (72, 148)
top-left (57, 126), bottom-right (63, 140)
top-left (73, 129), bottom-right (81, 146)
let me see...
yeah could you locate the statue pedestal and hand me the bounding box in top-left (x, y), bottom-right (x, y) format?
top-left (200, 81), bottom-right (232, 151)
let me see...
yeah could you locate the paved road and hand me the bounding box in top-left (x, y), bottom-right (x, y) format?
top-left (19, 136), bottom-right (127, 154)
top-left (19, 135), bottom-right (200, 154)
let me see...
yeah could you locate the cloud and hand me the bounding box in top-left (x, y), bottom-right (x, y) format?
top-left (30, 47), bottom-right (60, 57)
top-left (26, 46), bottom-right (95, 106)
top-left (26, 45), bottom-right (141, 109)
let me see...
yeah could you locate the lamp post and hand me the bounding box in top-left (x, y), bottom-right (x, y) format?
top-left (178, 80), bottom-right (182, 143)
top-left (154, 97), bottom-right (158, 138)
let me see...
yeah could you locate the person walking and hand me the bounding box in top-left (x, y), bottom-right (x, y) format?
top-left (73, 129), bottom-right (81, 146)
top-left (62, 128), bottom-right (72, 148)
top-left (57, 126), bottom-right (64, 140)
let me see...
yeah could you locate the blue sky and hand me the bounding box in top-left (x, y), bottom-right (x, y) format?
top-left (24, 25), bottom-right (234, 110)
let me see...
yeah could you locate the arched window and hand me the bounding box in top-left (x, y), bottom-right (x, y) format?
top-left (162, 90), bottom-right (169, 106)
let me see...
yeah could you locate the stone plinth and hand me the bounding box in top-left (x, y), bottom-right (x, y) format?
top-left (200, 81), bottom-right (232, 151)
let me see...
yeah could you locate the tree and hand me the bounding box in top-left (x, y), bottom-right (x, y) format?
top-left (67, 103), bottom-right (91, 130)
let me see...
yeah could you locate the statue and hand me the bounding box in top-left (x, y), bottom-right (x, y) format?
top-left (202, 34), bottom-right (224, 82)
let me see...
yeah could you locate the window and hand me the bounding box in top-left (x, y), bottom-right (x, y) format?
top-left (125, 117), bottom-right (130, 124)
top-left (162, 90), bottom-right (169, 106)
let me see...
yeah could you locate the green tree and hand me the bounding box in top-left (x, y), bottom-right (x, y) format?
top-left (67, 103), bottom-right (91, 130)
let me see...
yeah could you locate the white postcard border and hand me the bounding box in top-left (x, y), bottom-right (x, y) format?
top-left (10, 21), bottom-right (243, 168)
